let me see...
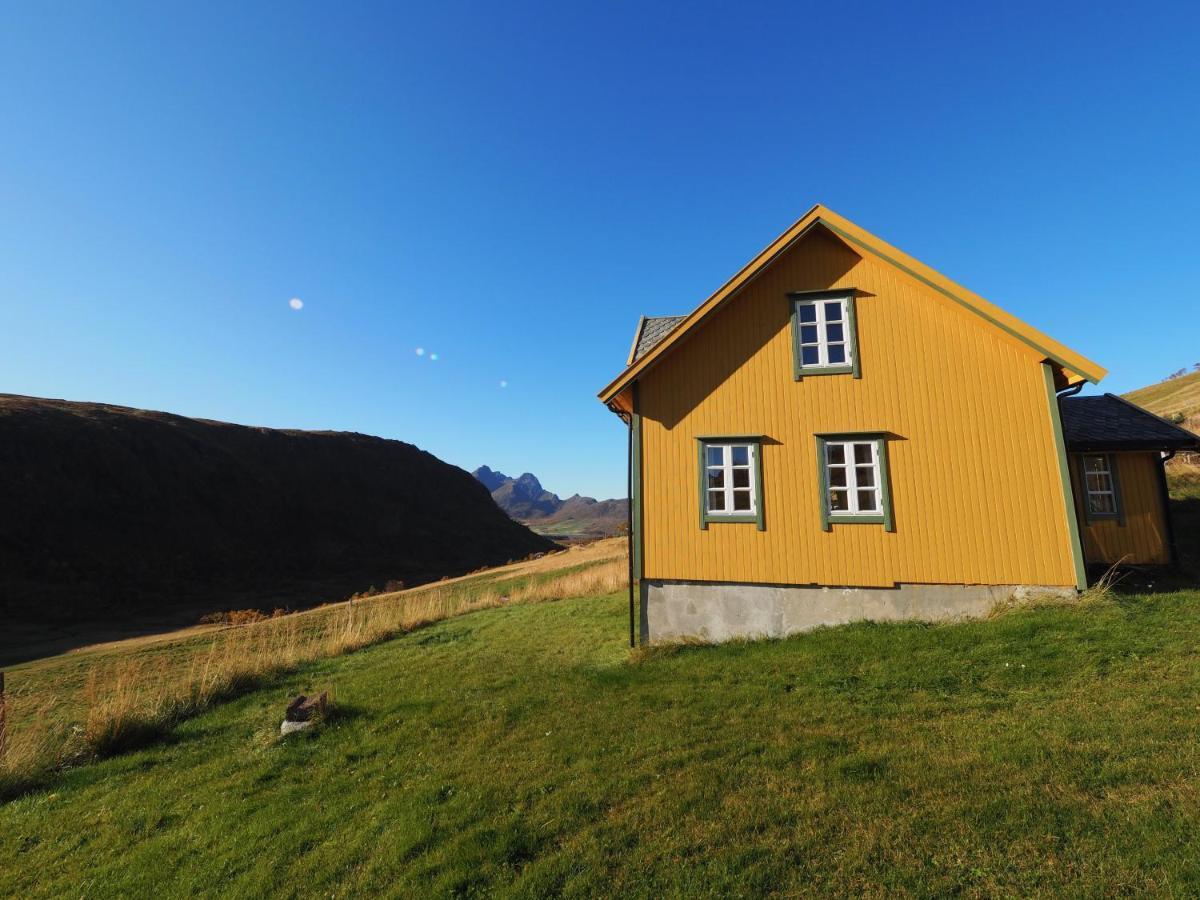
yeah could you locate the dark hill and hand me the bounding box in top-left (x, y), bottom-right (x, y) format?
top-left (0, 395), bottom-right (556, 662)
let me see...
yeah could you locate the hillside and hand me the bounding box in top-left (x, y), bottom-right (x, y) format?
top-left (1123, 368), bottom-right (1200, 432)
top-left (4, 579), bottom-right (1199, 894)
top-left (0, 395), bottom-right (555, 660)
top-left (472, 466), bottom-right (628, 539)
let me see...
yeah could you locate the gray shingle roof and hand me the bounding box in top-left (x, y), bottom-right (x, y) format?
top-left (1060, 394), bottom-right (1199, 451)
top-left (632, 315), bottom-right (686, 362)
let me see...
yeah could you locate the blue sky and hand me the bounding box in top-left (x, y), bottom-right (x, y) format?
top-left (2, 1), bottom-right (1198, 500)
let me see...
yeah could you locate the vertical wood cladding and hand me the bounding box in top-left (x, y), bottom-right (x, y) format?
top-left (638, 227), bottom-right (1078, 588)
top-left (1073, 452), bottom-right (1170, 565)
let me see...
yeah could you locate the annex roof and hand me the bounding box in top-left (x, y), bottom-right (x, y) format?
top-left (599, 204), bottom-right (1107, 408)
top-left (1060, 394), bottom-right (1200, 452)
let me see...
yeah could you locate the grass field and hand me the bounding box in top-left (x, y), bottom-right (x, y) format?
top-left (4, 573), bottom-right (1200, 895)
top-left (0, 541), bottom-right (625, 800)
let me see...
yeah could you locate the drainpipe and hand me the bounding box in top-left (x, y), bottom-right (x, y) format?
top-left (1057, 381), bottom-right (1084, 401)
top-left (1158, 450), bottom-right (1179, 565)
top-left (626, 405), bottom-right (635, 648)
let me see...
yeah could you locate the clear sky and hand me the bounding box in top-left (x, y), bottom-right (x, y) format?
top-left (2, 2), bottom-right (1198, 500)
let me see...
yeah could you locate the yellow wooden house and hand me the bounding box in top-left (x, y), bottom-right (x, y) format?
top-left (599, 205), bottom-right (1197, 644)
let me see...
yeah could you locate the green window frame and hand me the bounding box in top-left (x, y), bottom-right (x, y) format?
top-left (814, 433), bottom-right (894, 531)
top-left (1078, 452), bottom-right (1125, 525)
top-left (696, 436), bottom-right (765, 530)
top-left (788, 289), bottom-right (861, 379)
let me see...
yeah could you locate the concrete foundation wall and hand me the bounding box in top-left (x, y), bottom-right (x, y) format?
top-left (642, 579), bottom-right (1076, 644)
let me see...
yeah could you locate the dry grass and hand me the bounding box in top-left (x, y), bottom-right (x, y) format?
top-left (985, 561), bottom-right (1126, 619)
top-left (0, 549), bottom-right (627, 800)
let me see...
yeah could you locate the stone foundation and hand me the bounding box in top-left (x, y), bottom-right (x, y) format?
top-left (641, 579), bottom-right (1076, 644)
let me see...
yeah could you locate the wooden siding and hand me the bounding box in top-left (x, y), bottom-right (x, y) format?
top-left (638, 227), bottom-right (1078, 588)
top-left (1072, 452), bottom-right (1170, 565)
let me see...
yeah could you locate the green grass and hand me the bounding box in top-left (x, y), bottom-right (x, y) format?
top-left (5, 557), bottom-right (610, 736)
top-left (4, 586), bottom-right (1200, 896)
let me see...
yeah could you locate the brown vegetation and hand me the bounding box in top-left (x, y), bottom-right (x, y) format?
top-left (0, 545), bottom-right (627, 800)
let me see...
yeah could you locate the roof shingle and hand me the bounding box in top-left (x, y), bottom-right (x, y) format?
top-left (1060, 394), bottom-right (1199, 451)
top-left (632, 315), bottom-right (686, 362)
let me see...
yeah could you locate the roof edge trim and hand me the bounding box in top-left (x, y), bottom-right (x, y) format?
top-left (1103, 392), bottom-right (1200, 445)
top-left (597, 205), bottom-right (1108, 403)
top-left (817, 219), bottom-right (1105, 385)
top-left (626, 316), bottom-right (647, 367)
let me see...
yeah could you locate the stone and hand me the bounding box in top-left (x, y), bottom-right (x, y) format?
top-left (280, 719), bottom-right (313, 736)
top-left (285, 691), bottom-right (328, 723)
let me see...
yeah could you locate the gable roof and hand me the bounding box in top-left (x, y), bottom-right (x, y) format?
top-left (627, 315), bottom-right (687, 366)
top-left (599, 204), bottom-right (1107, 407)
top-left (1060, 393), bottom-right (1200, 451)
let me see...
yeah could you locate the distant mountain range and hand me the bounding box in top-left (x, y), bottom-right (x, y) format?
top-left (472, 467), bottom-right (628, 540)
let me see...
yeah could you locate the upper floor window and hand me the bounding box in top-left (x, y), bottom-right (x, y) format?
top-left (1080, 453), bottom-right (1123, 524)
top-left (788, 290), bottom-right (860, 379)
top-left (698, 438), bottom-right (764, 530)
top-left (815, 433), bottom-right (894, 531)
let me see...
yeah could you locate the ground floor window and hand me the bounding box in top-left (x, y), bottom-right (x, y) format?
top-left (697, 437), bottom-right (764, 530)
top-left (815, 433), bottom-right (894, 531)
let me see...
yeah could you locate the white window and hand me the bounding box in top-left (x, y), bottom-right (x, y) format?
top-left (1082, 454), bottom-right (1117, 516)
top-left (704, 443), bottom-right (758, 517)
top-left (796, 296), bottom-right (852, 368)
top-left (824, 440), bottom-right (881, 516)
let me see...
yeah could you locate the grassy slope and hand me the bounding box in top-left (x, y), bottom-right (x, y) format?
top-left (1123, 369), bottom-right (1200, 423)
top-left (4, 542), bottom-right (623, 741)
top-left (5, 588), bottom-right (1200, 896)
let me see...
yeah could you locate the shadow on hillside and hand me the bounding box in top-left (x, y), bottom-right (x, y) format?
top-left (0, 568), bottom-right (480, 668)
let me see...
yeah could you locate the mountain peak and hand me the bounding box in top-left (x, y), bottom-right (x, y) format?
top-left (472, 465), bottom-right (629, 540)
top-left (471, 465), bottom-right (510, 492)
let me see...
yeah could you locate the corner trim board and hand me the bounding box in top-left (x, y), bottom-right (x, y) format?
top-left (819, 219), bottom-right (1099, 384)
top-left (1042, 363), bottom-right (1089, 589)
top-left (630, 382), bottom-right (644, 641)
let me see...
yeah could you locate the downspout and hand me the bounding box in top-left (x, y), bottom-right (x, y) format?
top-left (1057, 381), bottom-right (1084, 401)
top-left (1158, 450), bottom-right (1179, 565)
top-left (628, 382), bottom-right (643, 647)
top-left (626, 404), bottom-right (635, 648)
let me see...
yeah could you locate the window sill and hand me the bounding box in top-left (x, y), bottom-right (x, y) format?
top-left (795, 365), bottom-right (854, 380)
top-left (701, 514), bottom-right (763, 530)
top-left (822, 514), bottom-right (894, 532)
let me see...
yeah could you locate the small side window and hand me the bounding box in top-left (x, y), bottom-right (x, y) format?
top-left (1080, 453), bottom-right (1123, 524)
